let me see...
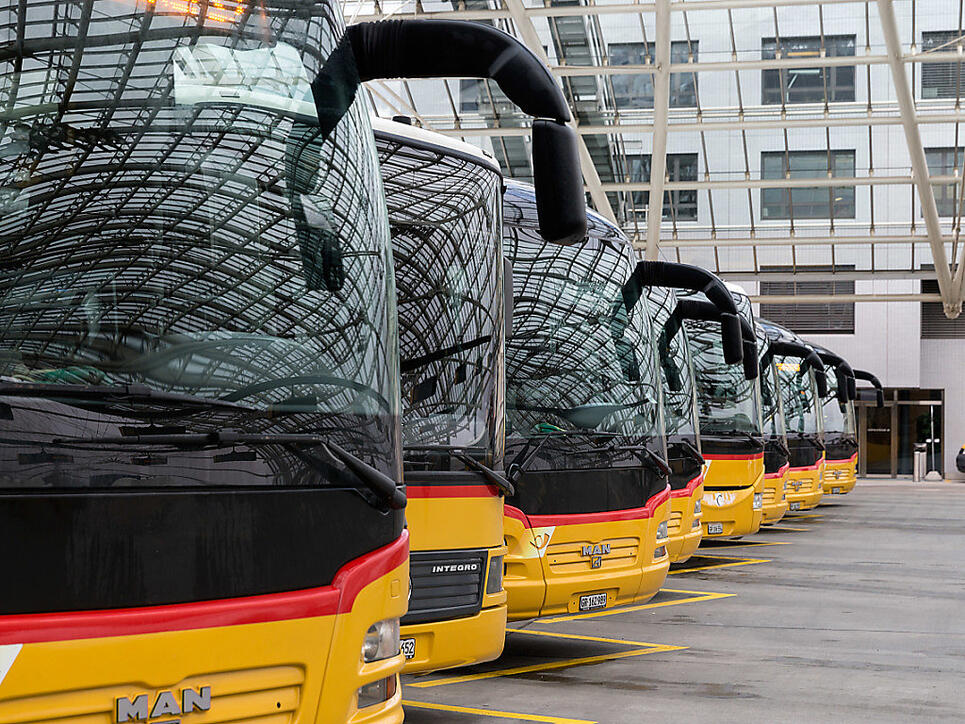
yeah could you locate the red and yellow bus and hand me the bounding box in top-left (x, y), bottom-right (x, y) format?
top-left (0, 2), bottom-right (414, 719)
top-left (755, 322), bottom-right (791, 524)
top-left (813, 346), bottom-right (859, 496)
top-left (377, 120), bottom-right (510, 672)
top-left (501, 183), bottom-right (670, 619)
top-left (760, 322), bottom-right (829, 512)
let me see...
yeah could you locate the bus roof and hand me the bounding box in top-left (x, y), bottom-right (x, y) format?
top-left (371, 116), bottom-right (501, 175)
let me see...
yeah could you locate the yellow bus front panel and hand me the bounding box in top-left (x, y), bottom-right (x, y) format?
top-left (761, 463), bottom-right (790, 525)
top-left (504, 488), bottom-right (671, 620)
top-left (823, 453), bottom-right (857, 495)
top-left (402, 483), bottom-right (508, 673)
top-left (786, 456), bottom-right (826, 511)
top-left (700, 454), bottom-right (765, 539)
top-left (0, 534), bottom-right (410, 724)
top-left (667, 472), bottom-right (704, 564)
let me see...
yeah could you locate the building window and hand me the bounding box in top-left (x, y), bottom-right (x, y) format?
top-left (921, 279), bottom-right (965, 338)
top-left (760, 266), bottom-right (855, 334)
top-left (921, 31), bottom-right (965, 99)
top-left (761, 150), bottom-right (856, 220)
top-left (626, 153), bottom-right (698, 221)
top-left (925, 147), bottom-right (965, 217)
top-left (609, 41), bottom-right (697, 109)
top-left (762, 35), bottom-right (856, 104)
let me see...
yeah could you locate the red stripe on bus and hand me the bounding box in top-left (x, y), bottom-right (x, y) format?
top-left (406, 484), bottom-right (499, 499)
top-left (826, 453), bottom-right (858, 465)
top-left (670, 472), bottom-right (704, 498)
top-left (0, 530), bottom-right (409, 645)
top-left (703, 452), bottom-right (765, 461)
top-left (765, 463), bottom-right (791, 479)
top-left (789, 460), bottom-right (823, 472)
top-left (504, 486), bottom-right (671, 528)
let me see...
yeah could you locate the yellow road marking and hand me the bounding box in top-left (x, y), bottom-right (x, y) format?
top-left (534, 588), bottom-right (734, 623)
top-left (787, 513), bottom-right (824, 519)
top-left (406, 644), bottom-right (685, 689)
top-left (402, 699), bottom-right (597, 723)
top-left (761, 525), bottom-right (809, 532)
top-left (507, 627), bottom-right (659, 647)
top-left (668, 555), bottom-right (770, 574)
top-left (701, 540), bottom-right (792, 548)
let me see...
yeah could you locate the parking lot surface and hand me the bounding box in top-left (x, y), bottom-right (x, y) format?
top-left (402, 480), bottom-right (965, 723)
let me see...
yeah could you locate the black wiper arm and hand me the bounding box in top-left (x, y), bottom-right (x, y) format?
top-left (51, 431), bottom-right (406, 510)
top-left (452, 452), bottom-right (515, 497)
top-left (675, 438), bottom-right (705, 466)
top-left (0, 382), bottom-right (253, 411)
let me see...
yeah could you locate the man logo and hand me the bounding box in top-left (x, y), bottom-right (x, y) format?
top-left (115, 686), bottom-right (211, 722)
top-left (590, 555), bottom-right (602, 569)
top-left (580, 543), bottom-right (610, 557)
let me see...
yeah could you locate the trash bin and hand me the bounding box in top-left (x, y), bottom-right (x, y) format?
top-left (913, 443), bottom-right (927, 482)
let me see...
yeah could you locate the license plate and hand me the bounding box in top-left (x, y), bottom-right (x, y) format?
top-left (832, 487), bottom-right (841, 494)
top-left (579, 593), bottom-right (607, 611)
top-left (789, 501), bottom-right (801, 511)
top-left (400, 638), bottom-right (416, 660)
top-left (706, 522), bottom-right (723, 535)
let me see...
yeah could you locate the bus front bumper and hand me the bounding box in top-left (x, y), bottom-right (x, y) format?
top-left (761, 473), bottom-right (789, 525)
top-left (822, 458), bottom-right (857, 495)
top-left (400, 604), bottom-right (507, 674)
top-left (667, 483), bottom-right (703, 564)
top-left (786, 465), bottom-right (824, 510)
top-left (700, 485), bottom-right (762, 539)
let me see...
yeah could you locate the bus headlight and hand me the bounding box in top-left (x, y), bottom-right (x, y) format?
top-left (362, 619), bottom-right (400, 663)
top-left (656, 521), bottom-right (668, 540)
top-left (694, 499), bottom-right (702, 514)
top-left (654, 545), bottom-right (667, 559)
top-left (752, 493), bottom-right (763, 510)
top-left (486, 554), bottom-right (505, 594)
top-left (357, 675), bottom-right (398, 709)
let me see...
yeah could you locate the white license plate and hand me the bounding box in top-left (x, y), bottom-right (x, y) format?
top-left (579, 593), bottom-right (607, 611)
top-left (400, 638), bottom-right (416, 660)
top-left (789, 501), bottom-right (802, 511)
top-left (832, 487), bottom-right (841, 494)
top-left (706, 522), bottom-right (724, 535)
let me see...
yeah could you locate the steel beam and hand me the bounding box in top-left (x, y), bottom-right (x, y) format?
top-left (652, 234), bottom-right (941, 247)
top-left (602, 174), bottom-right (955, 191)
top-left (503, 0), bottom-right (617, 223)
top-left (877, 0), bottom-right (960, 319)
top-left (748, 293), bottom-right (943, 304)
top-left (721, 269), bottom-right (938, 281)
top-left (645, 0), bottom-right (672, 260)
top-left (352, 0), bottom-right (870, 24)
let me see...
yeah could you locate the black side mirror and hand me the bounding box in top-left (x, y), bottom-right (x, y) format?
top-left (814, 370), bottom-right (829, 398)
top-left (742, 341), bottom-right (759, 380)
top-left (847, 376), bottom-right (857, 401)
top-left (720, 312), bottom-right (743, 365)
top-left (532, 120), bottom-right (587, 244)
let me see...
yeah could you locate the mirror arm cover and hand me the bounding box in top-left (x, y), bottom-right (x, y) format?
top-left (627, 261), bottom-right (743, 364)
top-left (673, 299), bottom-right (758, 379)
top-left (854, 369), bottom-right (885, 408)
top-left (346, 19), bottom-right (586, 244)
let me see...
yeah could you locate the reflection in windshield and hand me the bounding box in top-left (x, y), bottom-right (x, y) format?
top-left (757, 327), bottom-right (787, 439)
top-left (821, 372), bottom-right (856, 435)
top-left (504, 188), bottom-right (661, 470)
top-left (379, 132), bottom-right (504, 468)
top-left (685, 314), bottom-right (762, 436)
top-left (0, 1), bottom-right (399, 484)
top-left (777, 360), bottom-right (821, 435)
top-left (647, 286), bottom-right (698, 437)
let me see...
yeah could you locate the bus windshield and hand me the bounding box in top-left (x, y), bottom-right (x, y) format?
top-left (504, 204), bottom-right (661, 469)
top-left (648, 286), bottom-right (698, 438)
top-left (0, 1), bottom-right (400, 486)
top-left (378, 130), bottom-right (504, 468)
top-left (685, 314), bottom-right (762, 437)
top-left (757, 327), bottom-right (786, 439)
top-left (822, 373), bottom-right (856, 435)
top-left (777, 360), bottom-right (821, 435)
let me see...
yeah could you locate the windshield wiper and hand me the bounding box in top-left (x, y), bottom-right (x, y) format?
top-left (672, 438), bottom-right (705, 466)
top-left (50, 431), bottom-right (405, 510)
top-left (451, 452), bottom-right (515, 496)
top-left (0, 382), bottom-right (254, 412)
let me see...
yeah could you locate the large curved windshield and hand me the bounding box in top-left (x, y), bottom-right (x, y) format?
top-left (647, 286), bottom-right (698, 437)
top-left (379, 131), bottom-right (504, 468)
top-left (777, 359), bottom-right (821, 435)
top-left (821, 373), bottom-right (856, 435)
top-left (0, 1), bottom-right (399, 484)
top-left (504, 208), bottom-right (661, 469)
top-left (757, 328), bottom-right (786, 439)
top-left (684, 301), bottom-right (762, 436)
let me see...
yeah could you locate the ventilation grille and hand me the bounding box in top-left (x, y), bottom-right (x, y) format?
top-left (403, 549), bottom-right (486, 625)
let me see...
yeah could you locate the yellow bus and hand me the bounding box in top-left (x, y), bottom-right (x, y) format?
top-left (754, 322), bottom-right (791, 524)
top-left (813, 346), bottom-right (859, 496)
top-left (760, 322), bottom-right (829, 512)
top-left (501, 183), bottom-right (670, 619)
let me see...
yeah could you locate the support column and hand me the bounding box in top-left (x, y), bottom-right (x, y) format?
top-left (644, 0), bottom-right (672, 260)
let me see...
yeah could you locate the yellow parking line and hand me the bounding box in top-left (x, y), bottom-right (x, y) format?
top-left (508, 627), bottom-right (660, 647)
top-left (762, 525), bottom-right (809, 532)
top-left (787, 513), bottom-right (824, 519)
top-left (407, 644), bottom-right (685, 689)
top-left (402, 699), bottom-right (597, 723)
top-left (668, 556), bottom-right (770, 574)
top-left (700, 540), bottom-right (792, 548)
top-left (534, 588), bottom-right (734, 623)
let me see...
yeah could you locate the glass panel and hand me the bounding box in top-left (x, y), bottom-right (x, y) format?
top-left (761, 150), bottom-right (856, 219)
top-left (624, 153), bottom-right (698, 221)
top-left (925, 147), bottom-right (965, 218)
top-left (922, 31), bottom-right (965, 99)
top-left (762, 35), bottom-right (856, 104)
top-left (609, 41), bottom-right (698, 109)
top-left (865, 405), bottom-right (893, 475)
